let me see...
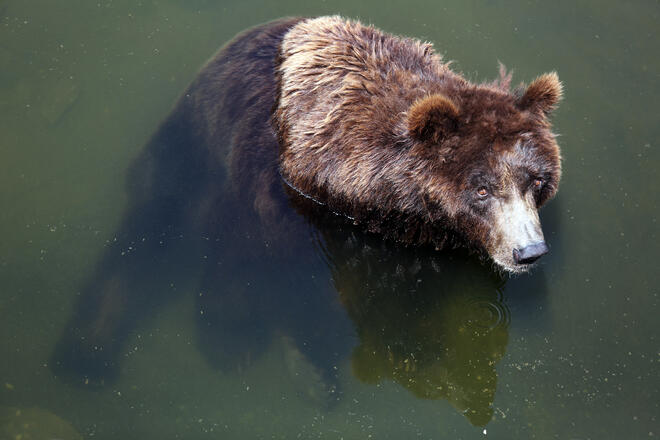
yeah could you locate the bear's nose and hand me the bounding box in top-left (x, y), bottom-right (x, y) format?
top-left (513, 242), bottom-right (549, 265)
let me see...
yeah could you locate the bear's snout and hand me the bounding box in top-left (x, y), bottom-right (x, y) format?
top-left (489, 191), bottom-right (548, 272)
top-left (513, 241), bottom-right (549, 265)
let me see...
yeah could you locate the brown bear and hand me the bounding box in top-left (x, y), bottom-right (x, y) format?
top-left (184, 15), bottom-right (562, 273)
top-left (52, 16), bottom-right (559, 390)
top-left (272, 16), bottom-right (562, 272)
top-left (145, 14), bottom-right (562, 274)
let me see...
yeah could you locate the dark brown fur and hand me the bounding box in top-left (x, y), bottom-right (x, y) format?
top-left (273, 17), bottom-right (562, 257)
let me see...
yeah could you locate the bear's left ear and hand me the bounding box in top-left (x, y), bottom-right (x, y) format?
top-left (408, 94), bottom-right (460, 143)
top-left (516, 72), bottom-right (563, 115)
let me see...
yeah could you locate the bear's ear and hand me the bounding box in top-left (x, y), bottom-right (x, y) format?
top-left (408, 94), bottom-right (460, 143)
top-left (516, 72), bottom-right (563, 115)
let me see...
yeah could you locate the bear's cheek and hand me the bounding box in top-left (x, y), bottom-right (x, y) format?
top-left (536, 181), bottom-right (559, 207)
top-left (450, 207), bottom-right (493, 253)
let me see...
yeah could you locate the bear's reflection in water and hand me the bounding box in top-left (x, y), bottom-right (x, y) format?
top-left (53, 171), bottom-right (510, 426)
top-left (51, 18), bottom-right (524, 426)
top-left (313, 208), bottom-right (509, 426)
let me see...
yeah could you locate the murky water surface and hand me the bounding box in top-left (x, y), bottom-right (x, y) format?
top-left (1, 1), bottom-right (658, 439)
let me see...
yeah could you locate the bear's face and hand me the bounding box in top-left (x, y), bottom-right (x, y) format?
top-left (455, 140), bottom-right (559, 273)
top-left (407, 73), bottom-right (562, 273)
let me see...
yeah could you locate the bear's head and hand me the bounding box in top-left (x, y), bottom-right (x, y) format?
top-left (406, 72), bottom-right (562, 273)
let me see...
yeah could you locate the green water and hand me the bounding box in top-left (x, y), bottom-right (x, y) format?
top-left (0, 1), bottom-right (658, 439)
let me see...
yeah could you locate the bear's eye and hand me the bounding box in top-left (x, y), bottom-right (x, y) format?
top-left (476, 187), bottom-right (489, 198)
top-left (532, 178), bottom-right (544, 189)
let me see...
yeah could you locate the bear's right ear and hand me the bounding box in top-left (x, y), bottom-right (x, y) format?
top-left (408, 94), bottom-right (460, 143)
top-left (516, 72), bottom-right (563, 115)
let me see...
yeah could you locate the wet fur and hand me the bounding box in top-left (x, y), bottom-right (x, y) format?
top-left (275, 17), bottom-right (562, 260)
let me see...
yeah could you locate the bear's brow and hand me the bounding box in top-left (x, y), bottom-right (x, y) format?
top-left (468, 170), bottom-right (497, 187)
